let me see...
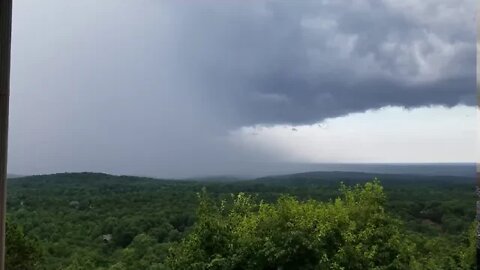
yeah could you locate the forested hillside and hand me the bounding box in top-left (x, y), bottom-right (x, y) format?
top-left (6, 172), bottom-right (476, 269)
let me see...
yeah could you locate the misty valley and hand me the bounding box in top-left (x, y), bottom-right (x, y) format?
top-left (5, 171), bottom-right (476, 269)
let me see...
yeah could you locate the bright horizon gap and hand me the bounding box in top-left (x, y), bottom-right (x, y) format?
top-left (230, 105), bottom-right (477, 165)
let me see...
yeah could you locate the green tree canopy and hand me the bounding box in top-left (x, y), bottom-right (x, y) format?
top-left (166, 181), bottom-right (474, 270)
top-left (6, 220), bottom-right (42, 270)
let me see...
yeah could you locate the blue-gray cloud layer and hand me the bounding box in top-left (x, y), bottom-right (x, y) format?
top-left (9, 0), bottom-right (476, 177)
top-left (155, 0), bottom-right (476, 125)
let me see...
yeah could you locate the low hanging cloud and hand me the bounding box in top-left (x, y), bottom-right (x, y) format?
top-left (13, 0), bottom-right (475, 128)
top-left (156, 0), bottom-right (476, 126)
top-left (9, 0), bottom-right (476, 177)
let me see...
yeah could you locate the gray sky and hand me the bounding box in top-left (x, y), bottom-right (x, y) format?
top-left (8, 0), bottom-right (477, 178)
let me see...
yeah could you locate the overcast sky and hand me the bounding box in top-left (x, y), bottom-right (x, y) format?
top-left (8, 0), bottom-right (477, 178)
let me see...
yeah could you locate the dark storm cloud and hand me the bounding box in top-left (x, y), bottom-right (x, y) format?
top-left (239, 76), bottom-right (475, 124)
top-left (156, 0), bottom-right (476, 126)
top-left (8, 0), bottom-right (476, 177)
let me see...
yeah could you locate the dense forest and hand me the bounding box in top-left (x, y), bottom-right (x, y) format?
top-left (5, 172), bottom-right (476, 269)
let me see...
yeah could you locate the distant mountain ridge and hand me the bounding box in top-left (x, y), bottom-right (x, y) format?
top-left (181, 163), bottom-right (476, 179)
top-left (185, 175), bottom-right (248, 182)
top-left (7, 170), bottom-right (474, 186)
top-left (252, 170), bottom-right (474, 185)
top-left (7, 174), bottom-right (23, 179)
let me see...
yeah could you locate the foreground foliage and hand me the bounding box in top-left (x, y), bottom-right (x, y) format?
top-left (6, 173), bottom-right (476, 269)
top-left (6, 221), bottom-right (42, 270)
top-left (167, 182), bottom-right (474, 270)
